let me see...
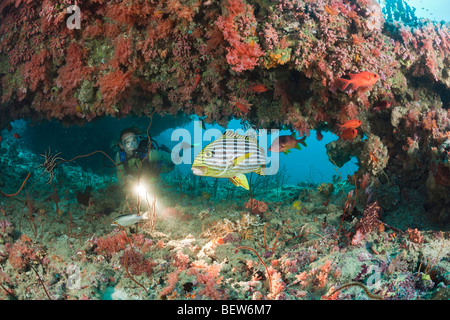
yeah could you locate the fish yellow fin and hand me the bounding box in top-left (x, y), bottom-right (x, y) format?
top-left (232, 152), bottom-right (253, 166)
top-left (229, 174), bottom-right (249, 190)
top-left (255, 166), bottom-right (265, 176)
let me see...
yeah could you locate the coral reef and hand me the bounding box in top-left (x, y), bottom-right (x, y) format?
top-left (0, 141), bottom-right (449, 300)
top-left (244, 198), bottom-right (268, 215)
top-left (0, 0), bottom-right (449, 301)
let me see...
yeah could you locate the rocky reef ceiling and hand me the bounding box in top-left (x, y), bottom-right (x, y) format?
top-left (0, 0), bottom-right (449, 222)
top-left (0, 0), bottom-right (448, 128)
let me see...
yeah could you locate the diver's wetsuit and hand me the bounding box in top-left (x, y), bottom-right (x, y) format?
top-left (115, 148), bottom-right (174, 186)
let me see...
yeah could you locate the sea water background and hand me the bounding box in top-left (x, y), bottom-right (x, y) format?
top-left (391, 0), bottom-right (450, 22)
top-left (156, 118), bottom-right (357, 185)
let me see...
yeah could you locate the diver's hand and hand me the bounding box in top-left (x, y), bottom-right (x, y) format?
top-left (160, 144), bottom-right (172, 153)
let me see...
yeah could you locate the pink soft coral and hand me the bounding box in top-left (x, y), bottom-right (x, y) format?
top-left (225, 41), bottom-right (265, 72)
top-left (94, 231), bottom-right (129, 257)
top-left (216, 0), bottom-right (264, 72)
top-left (98, 69), bottom-right (132, 110)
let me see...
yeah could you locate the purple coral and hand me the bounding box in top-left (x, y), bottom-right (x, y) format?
top-left (0, 219), bottom-right (11, 233)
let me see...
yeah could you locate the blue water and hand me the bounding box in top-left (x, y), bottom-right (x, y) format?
top-left (392, 0), bottom-right (450, 21)
top-left (156, 118), bottom-right (358, 185)
top-left (3, 116), bottom-right (358, 186)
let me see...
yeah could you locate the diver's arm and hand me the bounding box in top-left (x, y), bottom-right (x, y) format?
top-left (115, 153), bottom-right (125, 186)
top-left (115, 153), bottom-right (136, 186)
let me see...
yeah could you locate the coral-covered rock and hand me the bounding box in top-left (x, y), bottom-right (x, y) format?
top-left (244, 198), bottom-right (268, 215)
top-left (0, 0), bottom-right (449, 224)
top-left (0, 219), bottom-right (13, 244)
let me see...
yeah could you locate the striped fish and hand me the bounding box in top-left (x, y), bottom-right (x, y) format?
top-left (191, 131), bottom-right (266, 190)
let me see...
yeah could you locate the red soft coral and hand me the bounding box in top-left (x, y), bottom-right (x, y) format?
top-left (245, 198), bottom-right (268, 215)
top-left (111, 36), bottom-right (133, 69)
top-left (225, 41), bottom-right (265, 72)
top-left (7, 235), bottom-right (39, 271)
top-left (55, 43), bottom-right (92, 100)
top-left (98, 69), bottom-right (132, 111)
top-left (21, 49), bottom-right (50, 93)
top-left (351, 201), bottom-right (382, 245)
top-left (94, 231), bottom-right (129, 257)
top-left (216, 0), bottom-right (264, 72)
top-left (119, 249), bottom-right (155, 277)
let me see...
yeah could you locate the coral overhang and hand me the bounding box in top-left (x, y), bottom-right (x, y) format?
top-left (0, 0), bottom-right (449, 220)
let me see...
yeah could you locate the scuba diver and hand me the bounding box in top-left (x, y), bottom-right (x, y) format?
top-left (115, 126), bottom-right (174, 190)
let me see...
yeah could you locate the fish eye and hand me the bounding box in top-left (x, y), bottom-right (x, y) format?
top-left (204, 150), bottom-right (213, 157)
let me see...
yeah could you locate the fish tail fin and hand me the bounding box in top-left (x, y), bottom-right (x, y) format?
top-left (298, 136), bottom-right (307, 147)
top-left (229, 174), bottom-right (249, 190)
top-left (255, 165), bottom-right (265, 176)
top-left (338, 78), bottom-right (351, 90)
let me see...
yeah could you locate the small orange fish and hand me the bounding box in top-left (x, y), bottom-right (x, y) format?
top-left (373, 100), bottom-right (391, 112)
top-left (13, 133), bottom-right (21, 139)
top-left (235, 101), bottom-right (250, 113)
top-left (214, 237), bottom-right (224, 245)
top-left (269, 134), bottom-right (307, 154)
top-left (193, 73), bottom-right (201, 89)
top-left (250, 84), bottom-right (268, 93)
top-left (338, 128), bottom-right (358, 141)
top-left (338, 71), bottom-right (379, 91)
top-left (338, 119), bottom-right (361, 130)
top-left (324, 5), bottom-right (339, 16)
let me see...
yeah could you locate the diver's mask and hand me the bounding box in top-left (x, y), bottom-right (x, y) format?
top-left (122, 135), bottom-right (140, 151)
top-left (122, 135), bottom-right (150, 156)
